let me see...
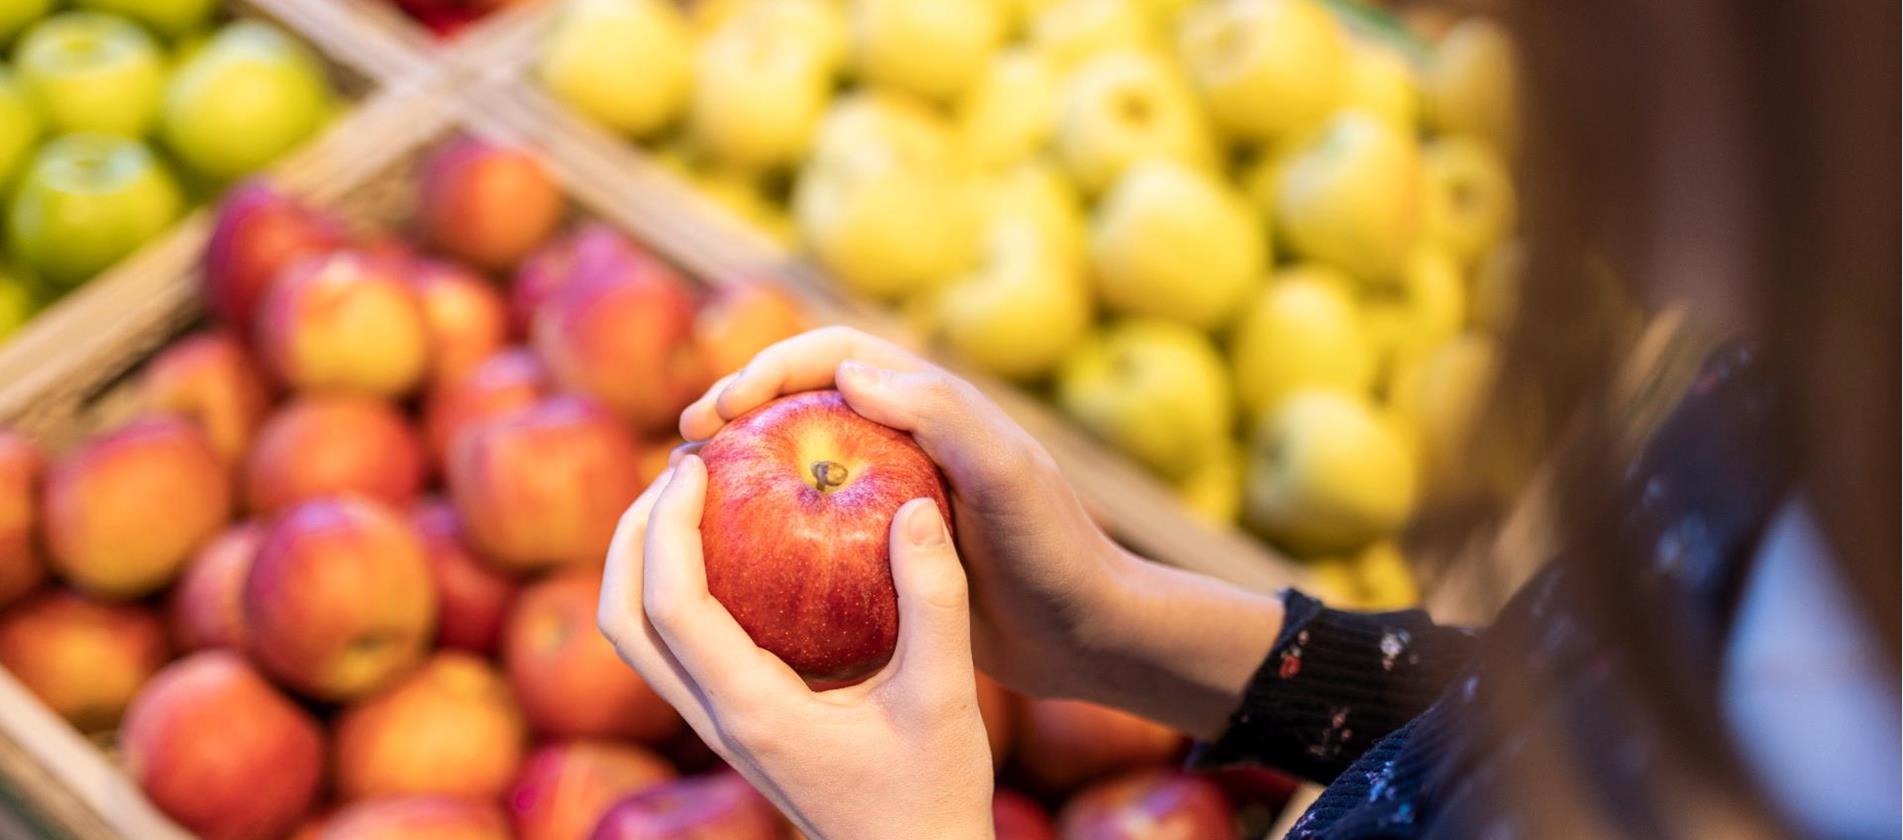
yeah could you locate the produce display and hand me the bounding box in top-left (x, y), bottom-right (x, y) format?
top-left (536, 0), bottom-right (1523, 600)
top-left (0, 3), bottom-right (340, 340)
top-left (386, 0), bottom-right (539, 37)
top-left (0, 136), bottom-right (1299, 838)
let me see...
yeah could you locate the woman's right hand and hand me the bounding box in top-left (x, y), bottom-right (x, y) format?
top-left (679, 327), bottom-right (1285, 738)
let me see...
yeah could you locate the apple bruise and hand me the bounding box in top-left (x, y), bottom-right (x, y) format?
top-left (699, 390), bottom-right (951, 687)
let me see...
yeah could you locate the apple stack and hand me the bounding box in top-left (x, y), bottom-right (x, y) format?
top-left (538, 0), bottom-right (1523, 600)
top-left (0, 1), bottom-right (341, 342)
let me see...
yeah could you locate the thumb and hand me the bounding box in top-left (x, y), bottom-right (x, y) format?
top-left (887, 498), bottom-right (974, 699)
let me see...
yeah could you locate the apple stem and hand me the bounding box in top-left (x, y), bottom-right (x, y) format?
top-left (811, 460), bottom-right (849, 490)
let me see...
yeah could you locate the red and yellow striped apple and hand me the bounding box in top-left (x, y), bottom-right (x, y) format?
top-left (503, 571), bottom-right (680, 744)
top-left (333, 651), bottom-right (526, 801)
top-left (243, 394), bottom-right (425, 516)
top-left (0, 590), bottom-right (168, 730)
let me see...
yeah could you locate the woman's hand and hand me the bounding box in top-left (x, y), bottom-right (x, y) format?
top-left (598, 457), bottom-right (994, 840)
top-left (676, 327), bottom-right (1285, 739)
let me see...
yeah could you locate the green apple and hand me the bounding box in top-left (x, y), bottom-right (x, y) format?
top-left (540, 0), bottom-right (692, 139)
top-left (1344, 39), bottom-right (1420, 130)
top-left (1242, 389), bottom-right (1416, 556)
top-left (851, 0), bottom-right (1006, 103)
top-left (1273, 109), bottom-right (1423, 281)
top-left (1028, 0), bottom-right (1156, 69)
top-left (7, 133), bottom-right (184, 286)
top-left (1230, 268), bottom-right (1376, 419)
top-left (1428, 17), bottom-right (1518, 155)
top-left (76, 0), bottom-right (216, 38)
top-left (1173, 440), bottom-right (1243, 526)
top-left (1054, 50), bottom-right (1216, 195)
top-left (1362, 245), bottom-right (1465, 379)
top-left (16, 12), bottom-right (168, 138)
top-left (1420, 135), bottom-right (1515, 266)
top-left (688, 18), bottom-right (831, 171)
top-left (1087, 159), bottom-right (1264, 330)
top-left (161, 22), bottom-right (335, 181)
top-left (0, 67), bottom-right (43, 192)
top-left (0, 0), bottom-right (52, 45)
top-left (1177, 0), bottom-right (1348, 142)
top-left (1389, 331), bottom-right (1496, 485)
top-left (1056, 319), bottom-right (1232, 480)
top-left (922, 215), bottom-right (1091, 381)
top-left (957, 47), bottom-right (1060, 170)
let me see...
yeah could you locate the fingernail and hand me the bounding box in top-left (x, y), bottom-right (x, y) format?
top-left (838, 360), bottom-right (883, 390)
top-left (903, 501), bottom-right (947, 548)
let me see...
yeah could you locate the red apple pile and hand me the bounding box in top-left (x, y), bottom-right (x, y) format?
top-left (0, 135), bottom-right (1292, 839)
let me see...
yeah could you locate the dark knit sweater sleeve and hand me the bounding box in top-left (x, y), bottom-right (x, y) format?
top-left (1188, 590), bottom-right (1477, 785)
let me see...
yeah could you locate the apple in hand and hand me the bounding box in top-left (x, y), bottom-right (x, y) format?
top-left (254, 249), bottom-right (431, 397)
top-left (1057, 769), bottom-right (1238, 840)
top-left (202, 183), bottom-right (349, 327)
top-left (318, 797), bottom-right (511, 840)
top-left (334, 651), bottom-right (526, 801)
top-left (1229, 269), bottom-right (1376, 420)
top-left (162, 21), bottom-right (335, 181)
top-left (1054, 51), bottom-right (1215, 196)
top-left (418, 139), bottom-right (565, 271)
top-left (7, 133), bottom-right (183, 287)
top-left (1087, 159), bottom-right (1264, 330)
top-left (121, 651), bottom-right (325, 840)
top-left (77, 0), bottom-right (216, 38)
top-left (540, 0), bottom-right (692, 139)
top-left (507, 741), bottom-right (676, 840)
top-left (15, 12), bottom-right (166, 137)
top-left (850, 0), bottom-right (1005, 102)
top-left (699, 390), bottom-right (951, 686)
top-left (137, 331), bottom-right (272, 466)
top-left (588, 772), bottom-right (781, 840)
top-left (0, 68), bottom-right (41, 192)
top-left (504, 572), bottom-right (682, 743)
top-left (243, 394), bottom-right (425, 516)
top-left (244, 497), bottom-right (438, 701)
top-left (0, 431), bottom-right (46, 608)
top-left (43, 417), bottom-right (231, 599)
top-left (0, 590), bottom-right (169, 731)
top-left (1177, 0), bottom-right (1348, 142)
top-left (1242, 390), bottom-right (1417, 557)
top-left (1055, 320), bottom-right (1233, 481)
top-left (168, 522), bottom-right (264, 652)
top-left (412, 499), bottom-right (518, 655)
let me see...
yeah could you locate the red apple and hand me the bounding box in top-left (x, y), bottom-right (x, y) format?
top-left (509, 224), bottom-right (649, 337)
top-left (588, 772), bottom-right (781, 840)
top-left (447, 396), bottom-right (643, 572)
top-left (245, 497), bottom-right (438, 701)
top-left (503, 571), bottom-right (682, 743)
top-left (693, 283), bottom-right (809, 380)
top-left (137, 331), bottom-right (272, 465)
top-left (507, 741), bottom-right (676, 840)
top-left (1056, 770), bottom-right (1237, 840)
top-left (977, 673), bottom-right (1016, 770)
top-left (993, 790), bottom-right (1056, 840)
top-left (254, 249), bottom-right (431, 397)
top-left (319, 797), bottom-right (511, 840)
top-left (1015, 699), bottom-right (1182, 794)
top-left (412, 499), bottom-right (518, 654)
top-left (334, 651), bottom-right (526, 801)
top-left (0, 590), bottom-right (168, 730)
top-left (168, 522), bottom-right (264, 652)
top-left (202, 182), bottom-right (348, 328)
top-left (243, 394), bottom-right (425, 516)
top-left (418, 138), bottom-right (565, 271)
top-left (0, 430), bottom-right (46, 607)
top-left (698, 390), bottom-right (951, 685)
top-left (43, 417), bottom-right (231, 598)
top-left (422, 348), bottom-right (551, 469)
top-left (121, 651), bottom-right (325, 840)
top-left (405, 259), bottom-right (510, 390)
top-left (532, 256), bottom-right (704, 433)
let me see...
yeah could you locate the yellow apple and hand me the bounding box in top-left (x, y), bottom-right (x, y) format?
top-left (921, 215), bottom-right (1091, 380)
top-left (1273, 109), bottom-right (1423, 281)
top-left (977, 157), bottom-right (1086, 255)
top-left (1242, 389), bottom-right (1417, 556)
top-left (1468, 239), bottom-right (1521, 334)
top-left (540, 0), bottom-right (692, 139)
top-left (1056, 319), bottom-right (1232, 480)
top-left (1427, 17), bottom-right (1518, 155)
top-left (957, 47), bottom-right (1061, 170)
top-left (1230, 269), bottom-right (1376, 420)
top-left (688, 18), bottom-right (831, 171)
top-left (707, 0), bottom-right (848, 76)
top-left (1173, 440), bottom-right (1243, 527)
top-left (1419, 135), bottom-right (1515, 266)
top-left (1310, 540), bottom-right (1418, 609)
top-left (1362, 245), bottom-right (1465, 380)
top-left (1028, 0), bottom-right (1157, 69)
top-left (850, 0), bottom-right (1006, 102)
top-left (1054, 50), bottom-right (1216, 195)
top-left (808, 90), bottom-right (959, 175)
top-left (1087, 159), bottom-right (1264, 330)
top-left (1177, 0), bottom-right (1348, 142)
top-left (689, 164), bottom-right (795, 246)
top-left (1343, 39), bottom-right (1420, 130)
top-left (1388, 331), bottom-right (1496, 483)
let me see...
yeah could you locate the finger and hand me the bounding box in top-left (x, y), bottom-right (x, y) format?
top-left (598, 472), bottom-right (718, 732)
top-left (643, 455), bottom-right (806, 701)
top-left (834, 361), bottom-right (1025, 488)
top-left (679, 372), bottom-right (740, 441)
top-left (681, 327), bottom-right (926, 440)
top-left (666, 441), bottom-right (704, 468)
top-left (882, 498), bottom-right (975, 702)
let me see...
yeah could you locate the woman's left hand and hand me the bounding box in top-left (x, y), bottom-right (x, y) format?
top-left (597, 454), bottom-right (996, 840)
